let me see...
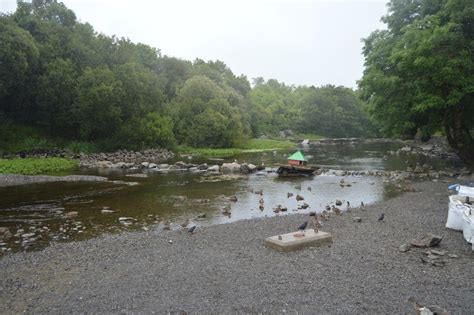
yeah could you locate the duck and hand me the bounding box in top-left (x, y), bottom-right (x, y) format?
top-left (222, 204), bottom-right (232, 215)
top-left (180, 219), bottom-right (189, 228)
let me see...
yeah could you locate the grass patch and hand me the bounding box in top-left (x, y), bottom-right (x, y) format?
top-left (0, 158), bottom-right (78, 175)
top-left (240, 138), bottom-right (294, 150)
top-left (177, 139), bottom-right (296, 158)
top-left (294, 133), bottom-right (324, 141)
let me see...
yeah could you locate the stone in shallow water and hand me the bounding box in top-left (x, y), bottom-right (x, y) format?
top-left (265, 229), bottom-right (332, 252)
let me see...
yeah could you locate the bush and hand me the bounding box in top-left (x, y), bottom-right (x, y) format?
top-left (65, 141), bottom-right (98, 154)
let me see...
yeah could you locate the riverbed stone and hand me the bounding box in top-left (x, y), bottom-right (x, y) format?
top-left (399, 243), bottom-right (411, 253)
top-left (65, 211), bottom-right (79, 219)
top-left (207, 165), bottom-right (219, 172)
top-left (410, 233), bottom-right (442, 248)
top-left (414, 164), bottom-right (424, 173)
top-left (0, 227), bottom-right (12, 240)
top-left (198, 163), bottom-right (208, 170)
top-left (97, 161), bottom-right (113, 168)
top-left (175, 161), bottom-right (188, 168)
top-left (221, 162), bottom-right (241, 173)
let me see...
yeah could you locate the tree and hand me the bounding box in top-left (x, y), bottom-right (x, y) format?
top-left (172, 76), bottom-right (244, 147)
top-left (0, 17), bottom-right (39, 119)
top-left (72, 66), bottom-right (124, 140)
top-left (359, 0), bottom-right (474, 166)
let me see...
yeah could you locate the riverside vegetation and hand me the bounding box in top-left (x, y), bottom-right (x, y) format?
top-left (1, 0), bottom-right (473, 167)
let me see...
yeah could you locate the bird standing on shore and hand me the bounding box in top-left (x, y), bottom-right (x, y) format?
top-left (378, 213), bottom-right (385, 221)
top-left (180, 219), bottom-right (189, 228)
top-left (222, 204), bottom-right (231, 216)
top-left (361, 201), bottom-right (365, 210)
top-left (187, 225), bottom-right (197, 234)
top-left (298, 221), bottom-right (308, 232)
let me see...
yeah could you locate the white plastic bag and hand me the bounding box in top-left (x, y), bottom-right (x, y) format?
top-left (462, 207), bottom-right (473, 248)
top-left (455, 185), bottom-right (474, 197)
top-left (446, 195), bottom-right (470, 230)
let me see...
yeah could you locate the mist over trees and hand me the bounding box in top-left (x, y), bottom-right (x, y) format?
top-left (1, 0), bottom-right (372, 152)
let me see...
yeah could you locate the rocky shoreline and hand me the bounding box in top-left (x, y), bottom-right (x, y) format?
top-left (0, 181), bottom-right (473, 313)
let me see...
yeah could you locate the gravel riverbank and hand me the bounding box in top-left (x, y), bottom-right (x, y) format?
top-left (0, 181), bottom-right (473, 313)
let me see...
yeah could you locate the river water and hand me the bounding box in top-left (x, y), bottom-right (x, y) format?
top-left (0, 141), bottom-right (453, 253)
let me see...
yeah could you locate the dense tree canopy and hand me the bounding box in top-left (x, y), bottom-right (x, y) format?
top-left (359, 0), bottom-right (474, 165)
top-left (0, 0), bottom-right (373, 152)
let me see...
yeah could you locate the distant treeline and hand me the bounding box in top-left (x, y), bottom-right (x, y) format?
top-left (0, 0), bottom-right (373, 152)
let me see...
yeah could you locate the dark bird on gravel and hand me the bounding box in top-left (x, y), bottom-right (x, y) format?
top-left (378, 213), bottom-right (385, 221)
top-left (187, 225), bottom-right (197, 234)
top-left (331, 205), bottom-right (341, 215)
top-left (180, 219), bottom-right (189, 228)
top-left (325, 205), bottom-right (331, 211)
top-left (229, 196), bottom-right (238, 202)
top-left (298, 221), bottom-right (308, 231)
top-left (222, 204), bottom-right (231, 216)
top-left (259, 204), bottom-right (264, 211)
top-left (335, 200), bottom-right (342, 206)
top-left (361, 201), bottom-right (365, 209)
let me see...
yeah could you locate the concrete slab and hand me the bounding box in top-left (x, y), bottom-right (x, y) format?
top-left (265, 229), bottom-right (332, 252)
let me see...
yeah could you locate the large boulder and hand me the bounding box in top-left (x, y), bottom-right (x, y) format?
top-left (207, 165), bottom-right (219, 172)
top-left (410, 233), bottom-right (443, 248)
top-left (97, 161), bottom-right (113, 168)
top-left (220, 162), bottom-right (241, 173)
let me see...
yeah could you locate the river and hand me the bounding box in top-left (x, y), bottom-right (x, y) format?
top-left (0, 141), bottom-right (455, 254)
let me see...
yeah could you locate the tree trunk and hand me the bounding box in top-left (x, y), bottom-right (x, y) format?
top-left (445, 106), bottom-right (474, 168)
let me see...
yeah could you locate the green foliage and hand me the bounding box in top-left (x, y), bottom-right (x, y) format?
top-left (176, 138), bottom-right (295, 157)
top-left (65, 141), bottom-right (97, 154)
top-left (0, 158), bottom-right (78, 175)
top-left (176, 146), bottom-right (243, 158)
top-left (0, 0), bottom-right (375, 156)
top-left (119, 113), bottom-right (176, 150)
top-left (173, 76), bottom-right (245, 148)
top-left (359, 0), bottom-right (474, 165)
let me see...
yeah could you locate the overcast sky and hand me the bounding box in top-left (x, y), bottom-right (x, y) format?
top-left (1, 0), bottom-right (388, 88)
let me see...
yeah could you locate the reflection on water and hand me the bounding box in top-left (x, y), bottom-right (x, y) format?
top-left (0, 141), bottom-right (454, 253)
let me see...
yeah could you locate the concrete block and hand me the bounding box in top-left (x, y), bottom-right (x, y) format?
top-left (265, 229), bottom-right (332, 252)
